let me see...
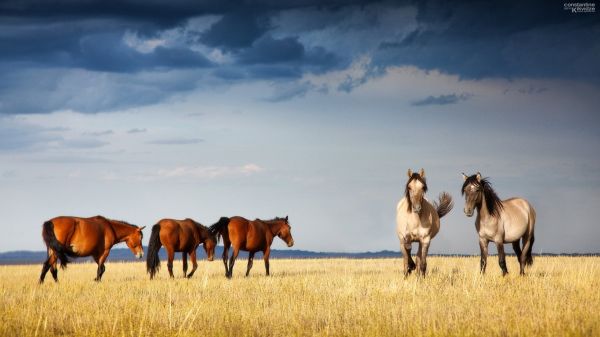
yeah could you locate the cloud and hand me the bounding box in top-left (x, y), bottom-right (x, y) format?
top-left (411, 93), bottom-right (473, 106)
top-left (146, 138), bottom-right (203, 145)
top-left (1, 0), bottom-right (598, 115)
top-left (127, 128), bottom-right (147, 134)
top-left (84, 130), bottom-right (114, 136)
top-left (60, 138), bottom-right (109, 149)
top-left (155, 163), bottom-right (263, 180)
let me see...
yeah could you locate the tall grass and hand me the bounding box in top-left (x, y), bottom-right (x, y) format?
top-left (0, 257), bottom-right (598, 336)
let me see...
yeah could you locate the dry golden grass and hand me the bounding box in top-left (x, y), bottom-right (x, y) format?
top-left (0, 256), bottom-right (598, 337)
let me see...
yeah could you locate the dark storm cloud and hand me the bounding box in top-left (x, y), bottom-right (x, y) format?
top-left (377, 0), bottom-right (600, 81)
top-left (0, 0), bottom-right (598, 114)
top-left (411, 93), bottom-right (472, 107)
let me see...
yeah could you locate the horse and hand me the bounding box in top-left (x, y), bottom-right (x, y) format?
top-left (209, 216), bottom-right (294, 278)
top-left (146, 218), bottom-right (216, 279)
top-left (39, 215), bottom-right (145, 283)
top-left (461, 172), bottom-right (536, 275)
top-left (396, 169), bottom-right (453, 277)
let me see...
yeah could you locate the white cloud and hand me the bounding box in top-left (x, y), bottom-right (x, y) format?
top-left (154, 163), bottom-right (263, 180)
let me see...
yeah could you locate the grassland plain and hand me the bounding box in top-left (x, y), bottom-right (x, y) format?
top-left (0, 256), bottom-right (598, 337)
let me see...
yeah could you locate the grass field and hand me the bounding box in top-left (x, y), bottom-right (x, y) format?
top-left (1, 256), bottom-right (598, 337)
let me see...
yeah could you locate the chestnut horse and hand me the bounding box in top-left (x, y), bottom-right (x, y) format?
top-left (209, 216), bottom-right (294, 278)
top-left (146, 218), bottom-right (216, 279)
top-left (39, 215), bottom-right (145, 283)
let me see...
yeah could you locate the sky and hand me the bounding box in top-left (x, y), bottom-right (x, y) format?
top-left (0, 0), bottom-right (599, 254)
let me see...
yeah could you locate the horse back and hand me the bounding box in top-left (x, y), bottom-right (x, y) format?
top-left (49, 216), bottom-right (108, 256)
top-left (156, 219), bottom-right (198, 252)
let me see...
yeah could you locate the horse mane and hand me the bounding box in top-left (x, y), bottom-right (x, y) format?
top-left (261, 217), bottom-right (290, 227)
top-left (461, 175), bottom-right (503, 217)
top-left (191, 220), bottom-right (215, 241)
top-left (404, 173), bottom-right (428, 212)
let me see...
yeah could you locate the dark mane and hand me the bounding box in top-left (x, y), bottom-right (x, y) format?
top-left (462, 175), bottom-right (503, 217)
top-left (191, 219), bottom-right (215, 241)
top-left (404, 173), bottom-right (428, 212)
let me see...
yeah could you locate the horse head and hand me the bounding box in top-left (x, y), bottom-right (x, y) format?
top-left (276, 216), bottom-right (294, 247)
top-left (203, 234), bottom-right (216, 261)
top-left (462, 172), bottom-right (483, 217)
top-left (124, 225), bottom-right (146, 259)
top-left (405, 168), bottom-right (428, 214)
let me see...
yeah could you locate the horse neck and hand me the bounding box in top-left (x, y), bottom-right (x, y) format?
top-left (195, 224), bottom-right (209, 242)
top-left (478, 191), bottom-right (492, 220)
top-left (109, 221), bottom-right (136, 242)
top-left (265, 220), bottom-right (283, 236)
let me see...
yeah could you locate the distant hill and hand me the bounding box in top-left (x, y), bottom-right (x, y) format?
top-left (1, 248), bottom-right (597, 265)
top-left (0, 247), bottom-right (404, 265)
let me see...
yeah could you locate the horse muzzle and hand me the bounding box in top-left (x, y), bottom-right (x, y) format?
top-left (287, 240), bottom-right (294, 247)
top-left (464, 208), bottom-right (474, 217)
top-left (136, 251), bottom-right (144, 259)
top-left (208, 256), bottom-right (214, 261)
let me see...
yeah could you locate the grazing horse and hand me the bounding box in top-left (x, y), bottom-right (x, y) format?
top-left (396, 169), bottom-right (453, 277)
top-left (39, 216), bottom-right (145, 283)
top-left (209, 216), bottom-right (294, 278)
top-left (462, 172), bottom-right (536, 275)
top-left (146, 218), bottom-right (216, 279)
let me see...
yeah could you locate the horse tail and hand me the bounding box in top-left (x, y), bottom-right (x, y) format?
top-left (209, 217), bottom-right (230, 243)
top-left (146, 224), bottom-right (162, 279)
top-left (42, 220), bottom-right (72, 269)
top-left (434, 192), bottom-right (454, 218)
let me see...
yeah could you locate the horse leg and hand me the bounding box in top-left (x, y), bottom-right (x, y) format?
top-left (512, 241), bottom-right (523, 274)
top-left (39, 250), bottom-right (54, 283)
top-left (406, 244), bottom-right (416, 273)
top-left (182, 252), bottom-right (188, 278)
top-left (50, 254), bottom-right (58, 282)
top-left (419, 240), bottom-right (431, 277)
top-left (227, 246), bottom-right (240, 279)
top-left (166, 247), bottom-right (175, 278)
top-left (496, 242), bottom-right (508, 276)
top-left (479, 237), bottom-right (489, 274)
top-left (246, 252), bottom-right (255, 277)
top-left (520, 234), bottom-right (533, 276)
top-left (263, 248), bottom-right (271, 276)
top-left (399, 243), bottom-right (411, 277)
top-left (415, 244), bottom-right (423, 275)
top-left (187, 250), bottom-right (198, 278)
top-left (222, 241), bottom-right (230, 277)
top-left (94, 250), bottom-right (110, 281)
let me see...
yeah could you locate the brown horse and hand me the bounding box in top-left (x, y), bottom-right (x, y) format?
top-left (39, 215), bottom-right (145, 283)
top-left (209, 216), bottom-right (294, 278)
top-left (146, 218), bottom-right (216, 279)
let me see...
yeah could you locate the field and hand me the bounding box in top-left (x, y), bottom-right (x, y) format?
top-left (1, 256), bottom-right (598, 337)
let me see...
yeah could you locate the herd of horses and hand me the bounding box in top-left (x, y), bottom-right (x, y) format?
top-left (39, 171), bottom-right (536, 283)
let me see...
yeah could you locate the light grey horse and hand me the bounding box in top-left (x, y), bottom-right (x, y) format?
top-left (462, 172), bottom-right (536, 275)
top-left (396, 169), bottom-right (453, 277)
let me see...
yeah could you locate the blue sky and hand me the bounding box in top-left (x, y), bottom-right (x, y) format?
top-left (1, 0), bottom-right (599, 254)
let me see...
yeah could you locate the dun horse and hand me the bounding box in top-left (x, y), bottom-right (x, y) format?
top-left (396, 169), bottom-right (453, 277)
top-left (461, 172), bottom-right (536, 275)
top-left (209, 216), bottom-right (294, 278)
top-left (146, 218), bottom-right (216, 279)
top-left (39, 215), bottom-right (145, 282)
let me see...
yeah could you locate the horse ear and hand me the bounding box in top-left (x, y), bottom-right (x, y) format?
top-left (476, 172), bottom-right (481, 182)
top-left (285, 215), bottom-right (288, 221)
top-left (139, 226), bottom-right (146, 231)
top-left (462, 173), bottom-right (468, 181)
top-left (407, 169), bottom-right (413, 178)
top-left (419, 168), bottom-right (425, 178)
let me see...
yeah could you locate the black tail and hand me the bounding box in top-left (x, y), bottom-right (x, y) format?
top-left (146, 224), bottom-right (162, 279)
top-left (42, 220), bottom-right (73, 269)
top-left (208, 217), bottom-right (230, 243)
top-left (434, 192), bottom-right (454, 218)
top-left (525, 234), bottom-right (535, 266)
